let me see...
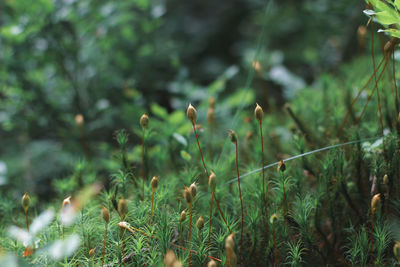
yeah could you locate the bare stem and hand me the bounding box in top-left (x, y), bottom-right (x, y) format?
top-left (371, 212), bottom-right (374, 267)
top-left (142, 128), bottom-right (145, 201)
top-left (101, 224), bottom-right (108, 267)
top-left (121, 228), bottom-right (126, 267)
top-left (337, 56), bottom-right (385, 137)
top-left (188, 203), bottom-right (193, 267)
top-left (260, 122), bottom-right (266, 210)
top-left (209, 124), bottom-right (213, 159)
top-left (207, 191), bottom-right (214, 259)
top-left (354, 58), bottom-right (389, 128)
top-left (179, 220), bottom-right (183, 249)
top-left (273, 224), bottom-right (277, 267)
top-left (24, 209), bottom-right (29, 232)
top-left (213, 194), bottom-right (231, 233)
top-left (393, 48), bottom-right (399, 113)
top-left (192, 124), bottom-right (209, 178)
top-left (192, 123), bottom-right (230, 233)
top-left (150, 190), bottom-right (155, 222)
top-left (371, 21), bottom-right (384, 138)
top-left (281, 172), bottom-right (287, 221)
top-left (235, 142), bottom-right (244, 253)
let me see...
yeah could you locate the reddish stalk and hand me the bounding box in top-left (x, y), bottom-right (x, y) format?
top-left (354, 58), bottom-right (389, 127)
top-left (370, 21), bottom-right (385, 142)
top-left (191, 123), bottom-right (231, 233)
top-left (101, 225), bottom-right (108, 267)
top-left (150, 190), bottom-right (155, 222)
top-left (24, 209), bottom-right (29, 232)
top-left (142, 127), bottom-right (145, 201)
top-left (370, 212), bottom-right (374, 267)
top-left (235, 142), bottom-right (244, 253)
top-left (393, 48), bottom-right (399, 113)
top-left (259, 121), bottom-right (266, 212)
top-left (121, 228), bottom-right (126, 267)
top-left (179, 220), bottom-right (183, 248)
top-left (206, 191), bottom-right (214, 259)
top-left (188, 202), bottom-right (193, 267)
top-left (192, 124), bottom-right (209, 178)
top-left (213, 194), bottom-right (231, 233)
top-left (273, 224), bottom-right (277, 267)
top-left (281, 171), bottom-right (287, 220)
top-left (337, 56), bottom-right (385, 137)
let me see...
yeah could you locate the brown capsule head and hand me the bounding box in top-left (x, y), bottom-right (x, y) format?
top-left (183, 187), bottom-right (193, 204)
top-left (208, 171), bottom-right (217, 192)
top-left (186, 104), bottom-right (197, 125)
top-left (207, 107), bottom-right (215, 124)
top-left (196, 216), bottom-right (204, 230)
top-left (394, 241), bottom-right (400, 262)
top-left (228, 129), bottom-right (238, 144)
top-left (254, 103), bottom-right (264, 123)
top-left (209, 97), bottom-right (216, 108)
top-left (164, 250), bottom-right (178, 267)
top-left (180, 210), bottom-right (186, 222)
top-left (207, 260), bottom-right (217, 267)
top-left (89, 248), bottom-right (95, 258)
top-left (252, 60), bottom-right (262, 72)
top-left (22, 192), bottom-right (30, 212)
top-left (225, 233), bottom-right (235, 250)
top-left (75, 114), bottom-right (84, 127)
top-left (371, 193), bottom-right (381, 214)
top-left (151, 175), bottom-right (159, 191)
top-left (357, 25), bottom-right (367, 39)
top-left (383, 174), bottom-right (389, 186)
top-left (270, 213), bottom-right (278, 224)
top-left (102, 205), bottom-right (110, 224)
top-left (189, 182), bottom-right (197, 198)
top-left (118, 197), bottom-right (128, 219)
top-left (140, 114), bottom-right (149, 129)
top-left (62, 196), bottom-right (71, 209)
top-left (277, 160), bottom-right (286, 172)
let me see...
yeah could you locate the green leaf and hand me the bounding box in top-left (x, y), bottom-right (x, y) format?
top-left (375, 10), bottom-right (400, 25)
top-left (150, 103), bottom-right (168, 119)
top-left (395, 0), bottom-right (400, 10)
top-left (378, 28), bottom-right (400, 39)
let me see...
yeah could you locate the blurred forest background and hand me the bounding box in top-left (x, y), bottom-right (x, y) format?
top-left (0, 0), bottom-right (365, 201)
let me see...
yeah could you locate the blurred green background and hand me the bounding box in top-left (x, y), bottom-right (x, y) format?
top-left (0, 0), bottom-right (365, 199)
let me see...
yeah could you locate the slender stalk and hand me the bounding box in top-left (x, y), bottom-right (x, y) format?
top-left (188, 203), bottom-right (193, 267)
top-left (179, 220), bottom-right (183, 249)
top-left (235, 142), bottom-right (244, 252)
top-left (101, 224), bottom-right (108, 267)
top-left (393, 48), bottom-right (399, 113)
top-left (24, 209), bottom-right (29, 232)
top-left (121, 228), bottom-right (126, 267)
top-left (281, 172), bottom-right (287, 220)
top-left (207, 191), bottom-right (214, 259)
top-left (192, 123), bottom-right (230, 233)
top-left (259, 121), bottom-right (266, 211)
top-left (371, 212), bottom-right (374, 267)
top-left (273, 224), bottom-right (277, 267)
top-left (354, 58), bottom-right (389, 127)
top-left (371, 21), bottom-right (384, 138)
top-left (142, 127), bottom-right (145, 201)
top-left (192, 124), bottom-right (209, 178)
top-left (62, 225), bottom-right (64, 240)
top-left (337, 56), bottom-right (385, 137)
top-left (150, 190), bottom-right (155, 222)
top-left (213, 194), bottom-right (231, 233)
